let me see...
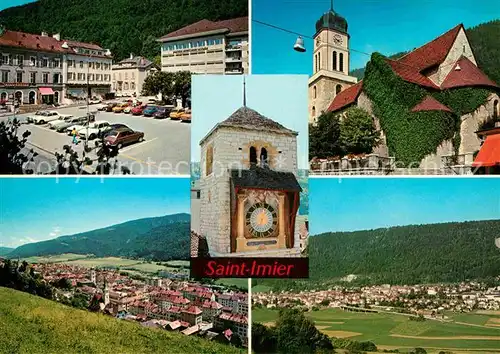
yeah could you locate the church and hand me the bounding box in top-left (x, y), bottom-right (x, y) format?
top-left (309, 5), bottom-right (500, 173)
top-left (196, 80), bottom-right (305, 257)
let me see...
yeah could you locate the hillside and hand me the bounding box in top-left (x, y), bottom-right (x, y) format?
top-left (349, 20), bottom-right (500, 84)
top-left (0, 0), bottom-right (248, 61)
top-left (0, 247), bottom-right (13, 256)
top-left (7, 213), bottom-right (190, 261)
top-left (254, 219), bottom-right (500, 291)
top-left (0, 287), bottom-right (242, 354)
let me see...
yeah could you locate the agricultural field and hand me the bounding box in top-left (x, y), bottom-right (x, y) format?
top-left (64, 257), bottom-right (143, 268)
top-left (253, 308), bottom-right (500, 352)
top-left (165, 260), bottom-right (190, 267)
top-left (0, 287), bottom-right (243, 354)
top-left (216, 278), bottom-right (249, 290)
top-left (20, 253), bottom-right (92, 263)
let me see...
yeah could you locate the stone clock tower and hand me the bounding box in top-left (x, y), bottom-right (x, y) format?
top-left (308, 2), bottom-right (358, 123)
top-left (197, 80), bottom-right (302, 257)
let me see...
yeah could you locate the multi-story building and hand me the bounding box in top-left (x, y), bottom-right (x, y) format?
top-left (112, 54), bottom-right (158, 97)
top-left (0, 27), bottom-right (65, 105)
top-left (158, 17), bottom-right (248, 75)
top-left (0, 26), bottom-right (112, 105)
top-left (63, 39), bottom-right (113, 100)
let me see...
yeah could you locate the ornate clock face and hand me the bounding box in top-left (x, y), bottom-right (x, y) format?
top-left (334, 34), bottom-right (343, 45)
top-left (246, 202), bottom-right (277, 238)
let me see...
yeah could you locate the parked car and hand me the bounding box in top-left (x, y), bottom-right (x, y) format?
top-left (105, 102), bottom-right (119, 112)
top-left (143, 105), bottom-right (159, 117)
top-left (95, 103), bottom-right (108, 111)
top-left (103, 123), bottom-right (130, 137)
top-left (30, 111), bottom-right (68, 124)
top-left (153, 106), bottom-right (173, 119)
top-left (131, 104), bottom-right (147, 116)
top-left (169, 108), bottom-right (184, 120)
top-left (123, 106), bottom-right (133, 114)
top-left (78, 121), bottom-right (112, 140)
top-left (180, 109), bottom-right (191, 122)
top-left (48, 114), bottom-right (75, 129)
top-left (89, 98), bottom-right (101, 104)
top-left (112, 103), bottom-right (129, 113)
top-left (54, 115), bottom-right (95, 133)
top-left (26, 110), bottom-right (49, 123)
top-left (104, 127), bottom-right (144, 149)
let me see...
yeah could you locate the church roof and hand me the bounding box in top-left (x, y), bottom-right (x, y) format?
top-left (398, 24), bottom-right (463, 72)
top-left (386, 59), bottom-right (440, 89)
top-left (200, 106), bottom-right (296, 145)
top-left (231, 166), bottom-right (302, 192)
top-left (327, 81), bottom-right (363, 112)
top-left (411, 96), bottom-right (452, 113)
top-left (441, 56), bottom-right (498, 89)
top-left (315, 9), bottom-right (348, 36)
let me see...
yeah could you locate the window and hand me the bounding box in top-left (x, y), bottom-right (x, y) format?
top-left (30, 56), bottom-right (36, 67)
top-left (313, 86), bottom-right (317, 99)
top-left (205, 145), bottom-right (214, 175)
top-left (43, 73), bottom-right (49, 83)
top-left (339, 53), bottom-right (344, 72)
top-left (79, 61), bottom-right (84, 68)
top-left (124, 82), bottom-right (129, 90)
top-left (30, 72), bottom-right (36, 84)
top-left (96, 62), bottom-right (100, 69)
top-left (1, 71), bottom-right (9, 82)
top-left (336, 84), bottom-right (342, 95)
top-left (54, 59), bottom-right (60, 68)
top-left (2, 54), bottom-right (10, 65)
top-left (260, 148), bottom-right (268, 167)
top-left (249, 146), bottom-right (257, 165)
top-left (332, 51), bottom-right (337, 71)
top-left (318, 52), bottom-right (321, 70)
top-left (312, 106), bottom-right (316, 117)
top-left (82, 73), bottom-right (86, 81)
top-left (42, 58), bottom-right (48, 67)
top-left (131, 82), bottom-right (135, 90)
top-left (16, 71), bottom-right (23, 83)
top-left (314, 54), bottom-right (317, 73)
top-left (53, 73), bottom-right (60, 84)
top-left (494, 100), bottom-right (499, 119)
top-left (124, 72), bottom-right (128, 79)
top-left (68, 60), bottom-right (73, 68)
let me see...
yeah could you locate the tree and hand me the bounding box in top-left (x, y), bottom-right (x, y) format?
top-left (339, 107), bottom-right (380, 155)
top-left (142, 71), bottom-right (175, 99)
top-left (252, 323), bottom-right (277, 354)
top-left (309, 112), bottom-right (342, 159)
top-left (230, 333), bottom-right (243, 348)
top-left (173, 71), bottom-right (191, 108)
top-left (0, 119), bottom-right (37, 174)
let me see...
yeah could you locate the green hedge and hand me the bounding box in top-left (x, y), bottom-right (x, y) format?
top-left (363, 53), bottom-right (491, 166)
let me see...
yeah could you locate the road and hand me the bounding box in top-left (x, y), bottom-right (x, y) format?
top-left (2, 105), bottom-right (191, 175)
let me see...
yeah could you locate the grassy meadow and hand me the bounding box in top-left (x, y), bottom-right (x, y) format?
top-left (0, 287), bottom-right (243, 354)
top-left (253, 307), bottom-right (500, 352)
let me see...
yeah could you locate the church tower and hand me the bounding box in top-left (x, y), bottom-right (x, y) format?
top-left (90, 269), bottom-right (96, 284)
top-left (103, 279), bottom-right (110, 306)
top-left (198, 77), bottom-right (302, 257)
top-left (308, 1), bottom-right (358, 123)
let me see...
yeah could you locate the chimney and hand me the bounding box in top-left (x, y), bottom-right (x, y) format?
top-left (41, 31), bottom-right (48, 37)
top-left (52, 33), bottom-right (60, 41)
top-left (130, 53), bottom-right (133, 59)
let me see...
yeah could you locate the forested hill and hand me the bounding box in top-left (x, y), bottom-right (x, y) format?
top-left (0, 0), bottom-right (248, 61)
top-left (349, 20), bottom-right (500, 84)
top-left (0, 247), bottom-right (13, 256)
top-left (309, 219), bottom-right (500, 285)
top-left (7, 213), bottom-right (191, 261)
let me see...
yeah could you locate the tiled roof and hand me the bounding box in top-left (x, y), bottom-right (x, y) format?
top-left (115, 56), bottom-right (154, 69)
top-left (64, 40), bottom-right (103, 50)
top-left (231, 166), bottom-right (302, 192)
top-left (411, 95), bottom-right (452, 113)
top-left (327, 81), bottom-right (363, 112)
top-left (441, 56), bottom-right (498, 89)
top-left (398, 24), bottom-right (463, 71)
top-left (182, 305), bottom-right (202, 315)
top-left (386, 59), bottom-right (440, 89)
top-left (159, 16), bottom-right (248, 41)
top-left (220, 106), bottom-right (296, 134)
top-left (0, 30), bottom-right (71, 53)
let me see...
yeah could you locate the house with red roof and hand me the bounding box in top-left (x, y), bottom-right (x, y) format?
top-left (315, 19), bottom-right (499, 172)
top-left (158, 17), bottom-right (248, 75)
top-left (0, 25), bottom-right (112, 106)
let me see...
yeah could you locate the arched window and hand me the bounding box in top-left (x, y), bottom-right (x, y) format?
top-left (332, 51), bottom-right (337, 71)
top-left (336, 84), bottom-right (342, 95)
top-left (339, 53), bottom-right (344, 72)
top-left (312, 106), bottom-right (316, 117)
top-left (249, 146), bottom-right (257, 165)
top-left (318, 52), bottom-right (321, 71)
top-left (314, 54), bottom-right (317, 73)
top-left (260, 148), bottom-right (268, 167)
top-left (313, 86), bottom-right (317, 99)
top-left (205, 145), bottom-right (213, 176)
top-left (494, 99), bottom-right (499, 119)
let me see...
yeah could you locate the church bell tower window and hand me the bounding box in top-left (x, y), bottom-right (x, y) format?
top-left (332, 51), bottom-right (337, 71)
top-left (260, 147), bottom-right (268, 167)
top-left (339, 53), bottom-right (344, 72)
top-left (250, 146), bottom-right (257, 165)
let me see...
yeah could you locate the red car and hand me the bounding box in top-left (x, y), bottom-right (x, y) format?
top-left (131, 104), bottom-right (147, 116)
top-left (104, 127), bottom-right (144, 149)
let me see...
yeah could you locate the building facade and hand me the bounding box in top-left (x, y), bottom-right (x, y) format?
top-left (158, 17), bottom-right (248, 75)
top-left (308, 6), bottom-right (358, 123)
top-left (112, 55), bottom-right (157, 97)
top-left (0, 26), bottom-right (111, 105)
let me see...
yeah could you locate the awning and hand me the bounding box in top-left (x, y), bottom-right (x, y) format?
top-left (472, 134), bottom-right (500, 167)
top-left (39, 87), bottom-right (55, 95)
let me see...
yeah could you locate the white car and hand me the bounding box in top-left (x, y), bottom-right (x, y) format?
top-left (77, 121), bottom-right (111, 140)
top-left (31, 111), bottom-right (71, 125)
top-left (48, 115), bottom-right (75, 129)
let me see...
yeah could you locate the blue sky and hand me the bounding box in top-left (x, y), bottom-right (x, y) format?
top-left (0, 0), bottom-right (35, 11)
top-left (0, 177), bottom-right (190, 248)
top-left (191, 74), bottom-right (309, 168)
top-left (252, 0), bottom-right (500, 75)
top-left (310, 177), bottom-right (500, 235)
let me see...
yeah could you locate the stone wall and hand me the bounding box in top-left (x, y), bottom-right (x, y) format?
top-left (357, 92), bottom-right (389, 157)
top-left (419, 139), bottom-right (454, 169)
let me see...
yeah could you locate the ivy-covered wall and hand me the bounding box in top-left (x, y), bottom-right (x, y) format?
top-left (363, 53), bottom-right (492, 166)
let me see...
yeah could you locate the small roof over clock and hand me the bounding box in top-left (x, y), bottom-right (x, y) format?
top-left (231, 165), bottom-right (302, 192)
